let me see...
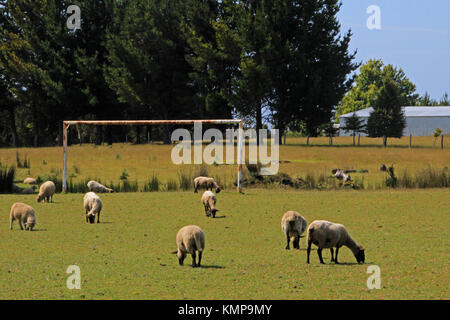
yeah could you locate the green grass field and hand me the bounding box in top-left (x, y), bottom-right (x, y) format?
top-left (0, 189), bottom-right (448, 300)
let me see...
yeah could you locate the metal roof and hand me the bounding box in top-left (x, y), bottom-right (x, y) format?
top-left (340, 106), bottom-right (450, 118)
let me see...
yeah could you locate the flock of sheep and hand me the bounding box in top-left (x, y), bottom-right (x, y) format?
top-left (9, 175), bottom-right (365, 268)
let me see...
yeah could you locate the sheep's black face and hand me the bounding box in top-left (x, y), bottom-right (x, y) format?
top-left (355, 249), bottom-right (365, 264)
top-left (87, 214), bottom-right (96, 224)
top-left (215, 188), bottom-right (221, 194)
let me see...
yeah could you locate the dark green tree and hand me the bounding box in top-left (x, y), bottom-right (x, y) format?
top-left (366, 77), bottom-right (407, 147)
top-left (342, 113), bottom-right (366, 146)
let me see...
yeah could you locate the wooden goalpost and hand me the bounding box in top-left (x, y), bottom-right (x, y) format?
top-left (62, 119), bottom-right (244, 193)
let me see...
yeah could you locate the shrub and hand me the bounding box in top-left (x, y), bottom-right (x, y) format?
top-left (0, 166), bottom-right (16, 193)
top-left (178, 169), bottom-right (193, 191)
top-left (142, 175), bottom-right (160, 192)
top-left (166, 179), bottom-right (178, 191)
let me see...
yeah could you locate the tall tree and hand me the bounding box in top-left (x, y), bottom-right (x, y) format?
top-left (336, 59), bottom-right (418, 121)
top-left (366, 77), bottom-right (407, 147)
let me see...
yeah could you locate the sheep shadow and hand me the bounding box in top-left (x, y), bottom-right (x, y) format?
top-left (199, 265), bottom-right (226, 269)
top-left (212, 215), bottom-right (226, 219)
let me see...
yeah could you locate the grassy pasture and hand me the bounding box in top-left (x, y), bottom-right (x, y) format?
top-left (0, 189), bottom-right (448, 300)
top-left (0, 135), bottom-right (449, 190)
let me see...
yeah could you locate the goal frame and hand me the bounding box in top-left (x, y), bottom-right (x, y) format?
top-left (62, 119), bottom-right (244, 193)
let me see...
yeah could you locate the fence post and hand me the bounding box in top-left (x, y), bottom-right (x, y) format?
top-left (442, 135), bottom-right (444, 150)
top-left (409, 134), bottom-right (412, 148)
top-left (358, 134), bottom-right (361, 146)
top-left (306, 136), bottom-right (310, 146)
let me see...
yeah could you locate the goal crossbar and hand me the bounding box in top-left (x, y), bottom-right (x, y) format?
top-left (62, 119), bottom-right (244, 193)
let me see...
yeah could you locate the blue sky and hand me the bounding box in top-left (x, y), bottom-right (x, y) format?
top-left (337, 0), bottom-right (450, 100)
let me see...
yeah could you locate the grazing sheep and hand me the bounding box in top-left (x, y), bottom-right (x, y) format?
top-left (83, 192), bottom-right (103, 224)
top-left (281, 211), bottom-right (307, 250)
top-left (201, 191), bottom-right (219, 218)
top-left (23, 177), bottom-right (37, 185)
top-left (334, 169), bottom-right (351, 182)
top-left (37, 181), bottom-right (56, 203)
top-left (306, 220), bottom-right (365, 264)
top-left (194, 177), bottom-right (220, 194)
top-left (173, 225), bottom-right (205, 267)
top-left (22, 185), bottom-right (37, 194)
top-left (10, 202), bottom-right (37, 231)
top-left (87, 180), bottom-right (114, 193)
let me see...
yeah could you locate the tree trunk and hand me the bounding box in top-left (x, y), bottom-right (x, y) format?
top-left (358, 134), bottom-right (361, 146)
top-left (135, 125), bottom-right (141, 144)
top-left (8, 105), bottom-right (18, 147)
top-left (256, 106), bottom-right (262, 146)
top-left (383, 136), bottom-right (387, 147)
top-left (32, 104), bottom-right (39, 148)
top-left (306, 136), bottom-right (310, 146)
top-left (353, 133), bottom-right (356, 146)
top-left (163, 125), bottom-right (171, 145)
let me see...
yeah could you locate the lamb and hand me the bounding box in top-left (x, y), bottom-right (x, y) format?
top-left (23, 177), bottom-right (37, 185)
top-left (173, 225), bottom-right (205, 268)
top-left (201, 191), bottom-right (219, 218)
top-left (194, 177), bottom-right (220, 194)
top-left (10, 202), bottom-right (37, 231)
top-left (22, 185), bottom-right (37, 194)
top-left (83, 192), bottom-right (103, 224)
top-left (36, 181), bottom-right (56, 203)
top-left (306, 220), bottom-right (365, 264)
top-left (87, 180), bottom-right (114, 193)
top-left (281, 211), bottom-right (307, 250)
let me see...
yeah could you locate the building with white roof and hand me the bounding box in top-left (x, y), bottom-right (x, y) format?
top-left (339, 106), bottom-right (450, 136)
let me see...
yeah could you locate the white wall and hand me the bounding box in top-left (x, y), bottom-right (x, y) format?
top-left (339, 117), bottom-right (450, 137)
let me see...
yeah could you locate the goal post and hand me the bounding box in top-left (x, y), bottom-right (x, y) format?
top-left (62, 119), bottom-right (244, 193)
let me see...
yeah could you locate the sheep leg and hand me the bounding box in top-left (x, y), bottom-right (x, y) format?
top-left (285, 234), bottom-right (290, 250)
top-left (10, 218), bottom-right (14, 230)
top-left (197, 251), bottom-right (202, 267)
top-left (306, 240), bottom-right (312, 264)
top-left (191, 252), bottom-right (197, 267)
top-left (18, 220), bottom-right (24, 231)
top-left (330, 248), bottom-right (335, 262)
top-left (97, 210), bottom-right (101, 223)
top-left (334, 247), bottom-right (340, 264)
top-left (294, 236), bottom-right (300, 249)
top-left (317, 248), bottom-right (325, 264)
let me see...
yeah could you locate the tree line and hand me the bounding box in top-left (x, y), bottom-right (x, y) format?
top-left (0, 0), bottom-right (359, 147)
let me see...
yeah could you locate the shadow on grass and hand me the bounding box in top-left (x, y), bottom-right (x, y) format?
top-left (212, 215), bottom-right (226, 219)
top-left (200, 265), bottom-right (226, 269)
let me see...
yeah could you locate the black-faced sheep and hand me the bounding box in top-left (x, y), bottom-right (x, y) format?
top-left (83, 192), bottom-right (103, 224)
top-left (37, 181), bottom-right (55, 203)
top-left (201, 191), bottom-right (218, 218)
top-left (281, 211), bottom-right (307, 250)
top-left (194, 177), bottom-right (220, 194)
top-left (173, 225), bottom-right (205, 268)
top-left (10, 202), bottom-right (37, 231)
top-left (306, 220), bottom-right (365, 264)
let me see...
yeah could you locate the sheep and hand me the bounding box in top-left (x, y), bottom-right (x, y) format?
top-left (83, 192), bottom-right (103, 224)
top-left (22, 185), bottom-right (37, 194)
top-left (36, 181), bottom-right (55, 203)
top-left (173, 225), bottom-right (205, 267)
top-left (10, 202), bottom-right (37, 231)
top-left (334, 169), bottom-right (351, 182)
top-left (201, 191), bottom-right (219, 218)
top-left (281, 211), bottom-right (307, 250)
top-left (306, 220), bottom-right (365, 264)
top-left (11, 183), bottom-right (22, 193)
top-left (87, 180), bottom-right (114, 193)
top-left (23, 177), bottom-right (37, 185)
top-left (194, 177), bottom-right (220, 194)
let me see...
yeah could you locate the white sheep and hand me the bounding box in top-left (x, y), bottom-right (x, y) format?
top-left (37, 181), bottom-right (56, 203)
top-left (10, 202), bottom-right (37, 231)
top-left (201, 191), bottom-right (219, 218)
top-left (306, 220), bottom-right (365, 264)
top-left (281, 211), bottom-right (307, 250)
top-left (173, 225), bottom-right (205, 267)
top-left (23, 177), bottom-right (37, 184)
top-left (87, 180), bottom-right (114, 193)
top-left (194, 177), bottom-right (220, 194)
top-left (22, 185), bottom-right (37, 194)
top-left (83, 192), bottom-right (103, 224)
